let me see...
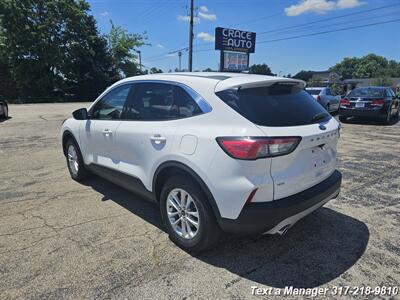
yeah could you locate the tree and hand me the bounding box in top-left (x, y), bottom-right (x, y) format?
top-left (0, 0), bottom-right (118, 101)
top-left (150, 67), bottom-right (163, 74)
top-left (107, 21), bottom-right (146, 78)
top-left (330, 54), bottom-right (400, 79)
top-left (203, 67), bottom-right (215, 72)
top-left (248, 64), bottom-right (274, 75)
top-left (293, 70), bottom-right (314, 82)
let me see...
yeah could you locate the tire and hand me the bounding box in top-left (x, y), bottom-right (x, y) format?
top-left (160, 175), bottom-right (221, 252)
top-left (3, 105), bottom-right (8, 118)
top-left (64, 138), bottom-right (89, 182)
top-left (384, 107), bottom-right (392, 125)
top-left (0, 104), bottom-right (6, 119)
top-left (339, 116), bottom-right (347, 123)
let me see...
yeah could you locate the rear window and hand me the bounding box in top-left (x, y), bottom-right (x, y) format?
top-left (348, 88), bottom-right (385, 98)
top-left (216, 83), bottom-right (330, 127)
top-left (306, 89), bottom-right (321, 95)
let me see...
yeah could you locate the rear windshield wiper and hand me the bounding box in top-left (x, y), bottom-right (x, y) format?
top-left (310, 112), bottom-right (329, 123)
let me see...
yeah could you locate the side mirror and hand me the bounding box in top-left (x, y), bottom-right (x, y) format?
top-left (72, 108), bottom-right (88, 120)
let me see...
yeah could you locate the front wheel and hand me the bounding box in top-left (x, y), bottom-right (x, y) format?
top-left (160, 176), bottom-right (221, 252)
top-left (65, 139), bottom-right (89, 182)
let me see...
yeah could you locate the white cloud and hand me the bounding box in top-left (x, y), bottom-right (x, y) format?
top-left (99, 11), bottom-right (109, 17)
top-left (178, 6), bottom-right (216, 23)
top-left (197, 32), bottom-right (215, 42)
top-left (285, 0), bottom-right (364, 16)
top-left (166, 53), bottom-right (178, 57)
top-left (198, 11), bottom-right (217, 21)
top-left (337, 0), bottom-right (363, 8)
top-left (199, 6), bottom-right (209, 12)
top-left (156, 43), bottom-right (164, 49)
top-left (177, 15), bottom-right (200, 23)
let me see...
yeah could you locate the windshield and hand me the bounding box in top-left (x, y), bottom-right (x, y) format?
top-left (306, 89), bottom-right (321, 95)
top-left (348, 87), bottom-right (385, 98)
top-left (216, 83), bottom-right (331, 127)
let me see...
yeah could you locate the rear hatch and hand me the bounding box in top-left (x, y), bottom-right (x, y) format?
top-left (347, 97), bottom-right (381, 109)
top-left (215, 78), bottom-right (339, 200)
top-left (258, 120), bottom-right (339, 199)
top-left (346, 87), bottom-right (387, 109)
top-left (306, 89), bottom-right (322, 101)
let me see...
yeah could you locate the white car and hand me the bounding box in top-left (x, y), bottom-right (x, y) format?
top-left (306, 87), bottom-right (341, 113)
top-left (61, 73), bottom-right (342, 251)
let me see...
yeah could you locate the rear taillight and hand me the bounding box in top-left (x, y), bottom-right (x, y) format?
top-left (340, 98), bottom-right (350, 106)
top-left (216, 136), bottom-right (301, 160)
top-left (316, 95), bottom-right (321, 103)
top-left (371, 99), bottom-right (385, 106)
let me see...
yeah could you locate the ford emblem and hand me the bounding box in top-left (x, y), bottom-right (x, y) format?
top-left (319, 124), bottom-right (327, 130)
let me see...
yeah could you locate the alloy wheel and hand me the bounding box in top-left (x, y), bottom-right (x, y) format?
top-left (166, 188), bottom-right (200, 239)
top-left (67, 144), bottom-right (79, 175)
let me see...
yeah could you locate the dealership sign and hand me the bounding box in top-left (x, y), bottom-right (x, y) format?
top-left (215, 27), bottom-right (256, 53)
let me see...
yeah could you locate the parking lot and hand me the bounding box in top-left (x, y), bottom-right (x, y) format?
top-left (0, 103), bottom-right (399, 299)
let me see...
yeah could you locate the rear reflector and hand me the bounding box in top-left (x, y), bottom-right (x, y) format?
top-left (245, 188), bottom-right (258, 204)
top-left (340, 98), bottom-right (350, 106)
top-left (216, 136), bottom-right (301, 160)
top-left (371, 99), bottom-right (385, 106)
top-left (316, 95), bottom-right (321, 103)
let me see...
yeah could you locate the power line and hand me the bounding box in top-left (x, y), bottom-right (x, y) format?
top-left (257, 18), bottom-right (400, 44)
top-left (144, 3), bottom-right (400, 68)
top-left (258, 3), bottom-right (400, 36)
top-left (259, 10), bottom-right (400, 38)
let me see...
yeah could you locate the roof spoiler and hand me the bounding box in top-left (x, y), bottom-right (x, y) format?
top-left (214, 75), bottom-right (306, 92)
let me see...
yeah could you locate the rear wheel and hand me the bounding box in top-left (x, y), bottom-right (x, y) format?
top-left (339, 116), bottom-right (347, 123)
top-left (0, 104), bottom-right (7, 119)
top-left (65, 139), bottom-right (89, 182)
top-left (160, 176), bottom-right (221, 252)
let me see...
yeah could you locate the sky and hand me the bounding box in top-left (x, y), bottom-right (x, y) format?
top-left (87, 0), bottom-right (400, 75)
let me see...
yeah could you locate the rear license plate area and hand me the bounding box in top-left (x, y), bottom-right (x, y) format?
top-left (355, 102), bottom-right (364, 108)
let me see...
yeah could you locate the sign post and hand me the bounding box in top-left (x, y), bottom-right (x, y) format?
top-left (215, 27), bottom-right (256, 72)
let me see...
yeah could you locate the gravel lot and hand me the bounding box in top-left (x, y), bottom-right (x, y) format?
top-left (0, 103), bottom-right (399, 299)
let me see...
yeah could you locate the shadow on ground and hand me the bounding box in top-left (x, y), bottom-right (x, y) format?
top-left (85, 175), bottom-right (369, 289)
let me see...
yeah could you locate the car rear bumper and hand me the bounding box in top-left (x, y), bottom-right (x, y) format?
top-left (217, 170), bottom-right (342, 234)
top-left (339, 107), bottom-right (388, 118)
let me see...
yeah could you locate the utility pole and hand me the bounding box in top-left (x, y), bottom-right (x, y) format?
top-left (188, 0), bottom-right (194, 71)
top-left (169, 47), bottom-right (187, 71)
top-left (178, 51), bottom-right (182, 71)
top-left (135, 50), bottom-right (142, 74)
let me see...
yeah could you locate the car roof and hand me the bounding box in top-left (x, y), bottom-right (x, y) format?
top-left (114, 72), bottom-right (306, 92)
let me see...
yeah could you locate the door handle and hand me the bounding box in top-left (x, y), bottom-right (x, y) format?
top-left (102, 129), bottom-right (112, 136)
top-left (150, 135), bottom-right (166, 144)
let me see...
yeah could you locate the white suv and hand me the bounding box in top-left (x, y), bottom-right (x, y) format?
top-left (61, 73), bottom-right (342, 251)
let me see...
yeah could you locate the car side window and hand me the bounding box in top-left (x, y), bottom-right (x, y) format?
top-left (125, 82), bottom-right (202, 121)
top-left (174, 85), bottom-right (202, 118)
top-left (326, 89), bottom-right (331, 95)
top-left (91, 84), bottom-right (132, 120)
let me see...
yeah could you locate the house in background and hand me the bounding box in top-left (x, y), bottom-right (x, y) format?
top-left (308, 71), bottom-right (400, 95)
top-left (343, 78), bottom-right (400, 94)
top-left (309, 71), bottom-right (341, 85)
